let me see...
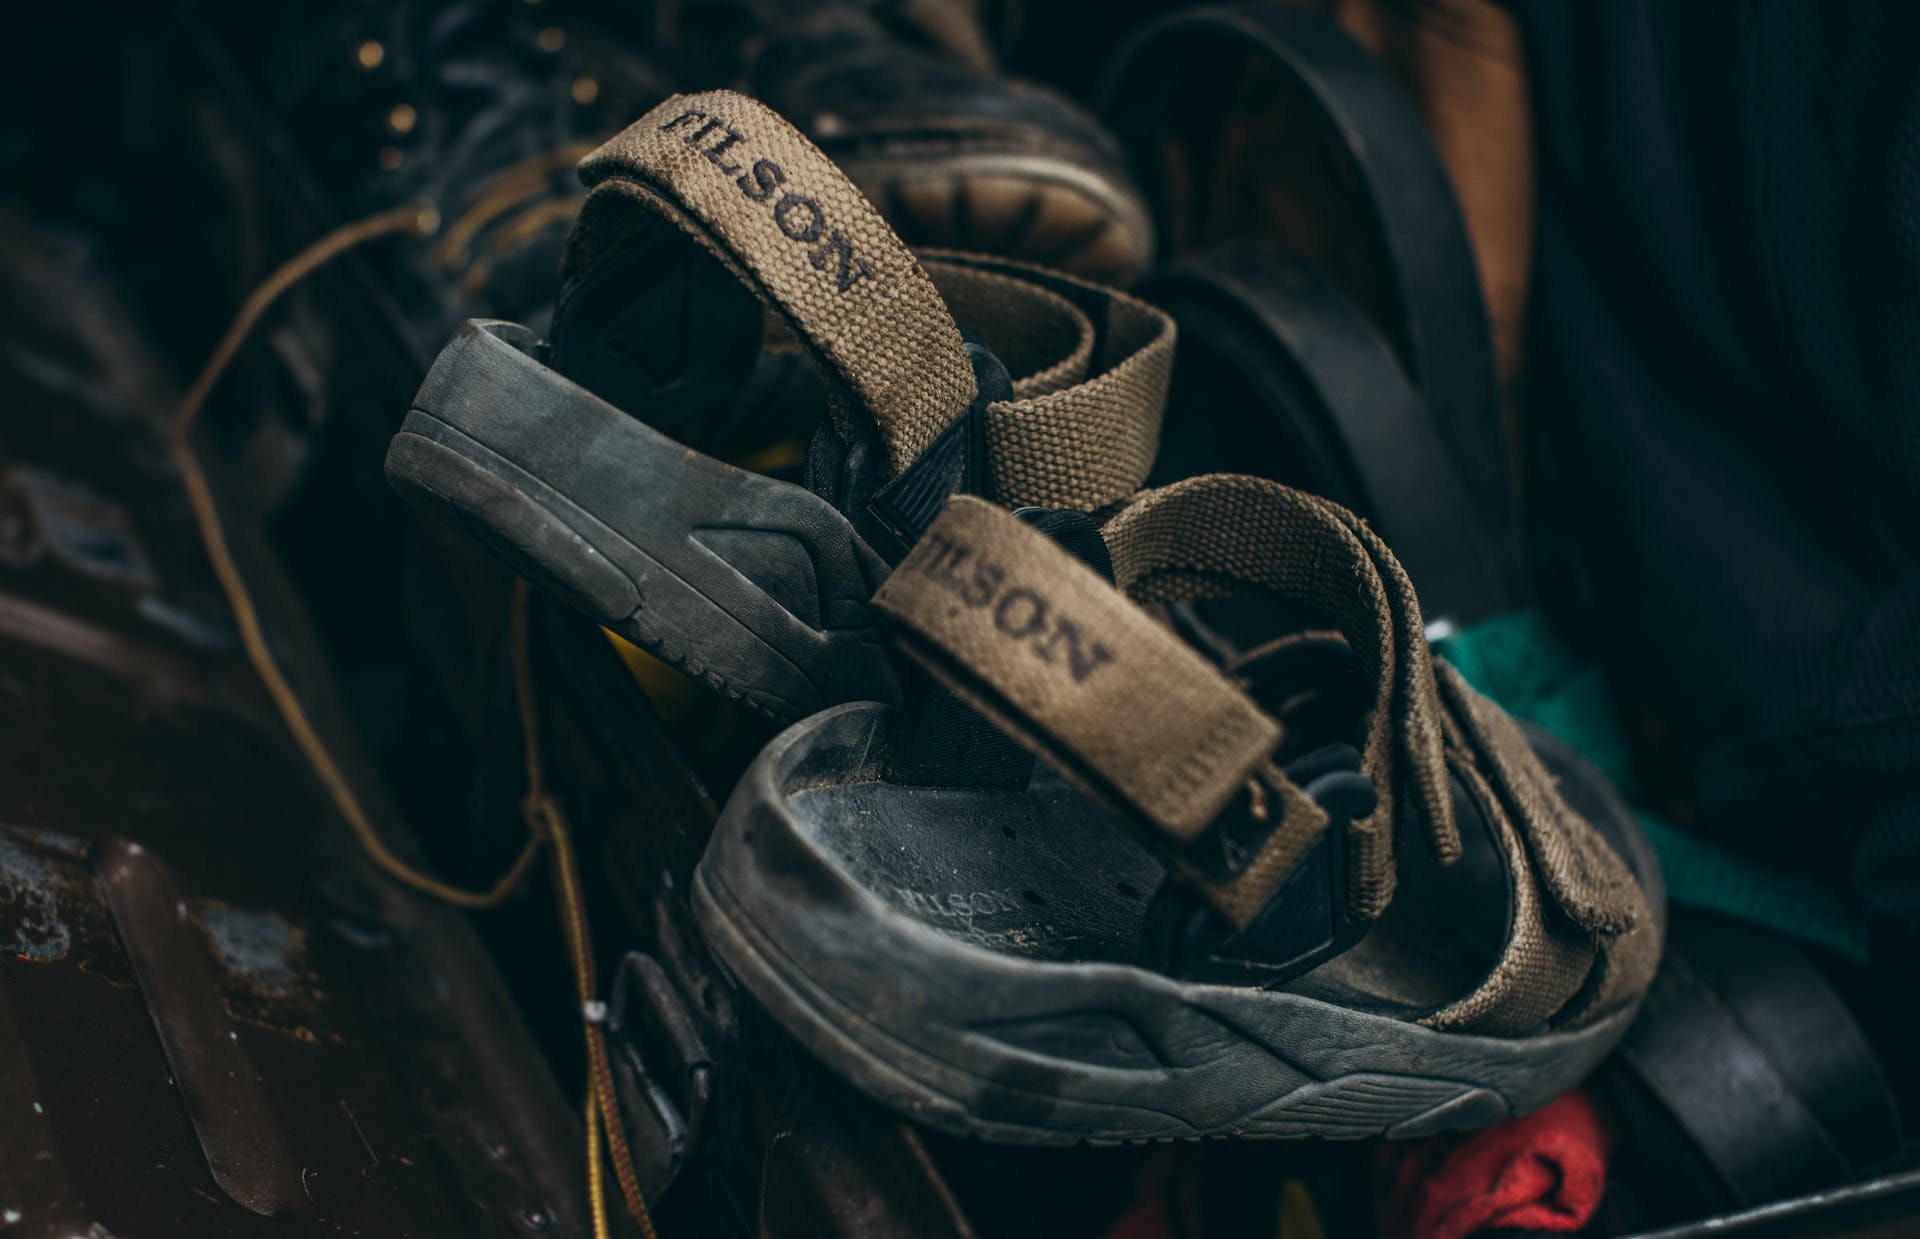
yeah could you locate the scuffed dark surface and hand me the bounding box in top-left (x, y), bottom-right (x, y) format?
top-left (0, 211), bottom-right (587, 1237)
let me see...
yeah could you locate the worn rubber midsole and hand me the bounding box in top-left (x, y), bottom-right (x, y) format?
top-left (384, 320), bottom-right (898, 720)
top-left (693, 702), bottom-right (1641, 1144)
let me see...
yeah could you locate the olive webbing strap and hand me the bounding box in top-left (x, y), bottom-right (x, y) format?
top-left (1429, 663), bottom-right (1660, 1030)
top-left (924, 251), bottom-right (1177, 513)
top-left (924, 260), bottom-right (1096, 399)
top-left (567, 92), bottom-right (1175, 515)
top-left (1420, 751), bottom-right (1600, 1034)
top-left (572, 90), bottom-right (976, 475)
top-left (873, 477), bottom-right (1452, 926)
top-left (1102, 474), bottom-right (1457, 919)
top-left (1099, 477), bottom-right (1655, 1027)
top-left (872, 494), bottom-right (1309, 930)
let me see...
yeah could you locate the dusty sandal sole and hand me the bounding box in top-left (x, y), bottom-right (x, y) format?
top-left (692, 702), bottom-right (1645, 1146)
top-left (385, 320), bottom-right (897, 721)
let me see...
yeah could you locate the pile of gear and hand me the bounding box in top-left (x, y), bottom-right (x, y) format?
top-left (4, 0), bottom-right (1916, 1236)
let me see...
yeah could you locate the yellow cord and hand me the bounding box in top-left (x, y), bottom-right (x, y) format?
top-left (587, 1073), bottom-right (612, 1239)
top-left (174, 200), bottom-right (658, 1238)
top-left (514, 582), bottom-right (659, 1239)
top-left (432, 138), bottom-right (599, 271)
top-left (170, 201), bottom-right (551, 909)
top-left (172, 203), bottom-right (437, 439)
top-left (456, 193), bottom-right (590, 301)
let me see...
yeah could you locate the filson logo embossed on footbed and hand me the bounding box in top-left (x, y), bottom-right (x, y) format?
top-left (901, 529), bottom-right (1116, 684)
top-left (659, 109), bottom-right (876, 295)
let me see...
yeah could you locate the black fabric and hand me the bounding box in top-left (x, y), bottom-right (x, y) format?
top-left (1511, 1), bottom-right (1920, 913)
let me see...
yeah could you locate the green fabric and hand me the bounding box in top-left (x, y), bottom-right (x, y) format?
top-left (1436, 610), bottom-right (1869, 962)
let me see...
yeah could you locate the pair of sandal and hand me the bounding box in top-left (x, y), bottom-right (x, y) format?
top-left (385, 76), bottom-right (1663, 1144)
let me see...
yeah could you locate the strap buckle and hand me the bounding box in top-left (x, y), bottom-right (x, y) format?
top-left (1141, 745), bottom-right (1377, 986)
top-left (605, 951), bottom-right (715, 1201)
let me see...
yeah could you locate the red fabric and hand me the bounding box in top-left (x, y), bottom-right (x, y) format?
top-left (1376, 1089), bottom-right (1613, 1239)
top-left (1102, 1148), bottom-right (1204, 1239)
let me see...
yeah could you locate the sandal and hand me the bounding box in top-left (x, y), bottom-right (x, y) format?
top-left (1100, 2), bottom-right (1517, 594)
top-left (692, 475), bottom-right (1663, 1143)
top-left (385, 90), bottom-right (1174, 721)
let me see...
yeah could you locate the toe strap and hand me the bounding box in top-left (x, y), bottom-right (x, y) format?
top-left (873, 481), bottom-right (1434, 928)
top-left (874, 477), bottom-right (1659, 1030)
top-left (1424, 664), bottom-right (1660, 1032)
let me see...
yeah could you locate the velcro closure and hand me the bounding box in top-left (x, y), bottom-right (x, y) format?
top-left (1101, 474), bottom-right (1457, 917)
top-left (873, 496), bottom-right (1280, 843)
top-left (922, 252), bottom-right (1177, 513)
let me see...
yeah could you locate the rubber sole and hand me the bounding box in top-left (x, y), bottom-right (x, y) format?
top-left (384, 320), bottom-right (898, 722)
top-left (692, 702), bottom-right (1644, 1145)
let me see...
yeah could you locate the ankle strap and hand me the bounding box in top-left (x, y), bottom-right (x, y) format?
top-left (567, 92), bottom-right (1175, 514)
top-left (1102, 474), bottom-right (1456, 919)
top-left (572, 90), bottom-right (977, 478)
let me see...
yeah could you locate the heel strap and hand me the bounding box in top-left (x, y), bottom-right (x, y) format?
top-left (568, 93), bottom-right (1175, 514)
top-left (573, 90), bottom-right (976, 477)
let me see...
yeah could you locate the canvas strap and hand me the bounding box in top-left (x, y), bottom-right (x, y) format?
top-left (1102, 474), bottom-right (1458, 920)
top-left (923, 252), bottom-right (1176, 512)
top-left (572, 90), bottom-right (976, 473)
top-left (1421, 663), bottom-right (1660, 1032)
top-left (876, 476), bottom-right (1655, 1031)
top-left (875, 494), bottom-right (1287, 861)
top-left (568, 92), bottom-right (1174, 513)
top-left (873, 478), bottom-right (1452, 927)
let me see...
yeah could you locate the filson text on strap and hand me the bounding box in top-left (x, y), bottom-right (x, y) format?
top-left (903, 529), bottom-right (1117, 684)
top-left (659, 109), bottom-right (876, 295)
